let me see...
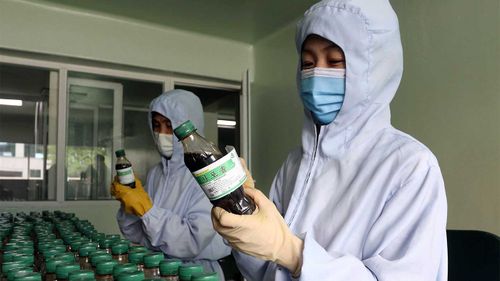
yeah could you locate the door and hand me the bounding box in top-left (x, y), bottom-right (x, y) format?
top-left (66, 78), bottom-right (123, 200)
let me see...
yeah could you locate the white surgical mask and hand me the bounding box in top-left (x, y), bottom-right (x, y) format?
top-left (154, 132), bottom-right (174, 158)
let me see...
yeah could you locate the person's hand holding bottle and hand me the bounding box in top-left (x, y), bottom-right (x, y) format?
top-left (211, 159), bottom-right (304, 277)
top-left (111, 177), bottom-right (152, 217)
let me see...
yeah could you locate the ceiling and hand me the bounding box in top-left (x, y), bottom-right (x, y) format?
top-left (37, 0), bottom-right (318, 43)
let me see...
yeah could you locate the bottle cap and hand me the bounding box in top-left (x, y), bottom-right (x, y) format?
top-left (13, 272), bottom-right (41, 281)
top-left (178, 264), bottom-right (203, 281)
top-left (173, 120), bottom-right (196, 140)
top-left (143, 252), bottom-right (164, 268)
top-left (95, 260), bottom-right (119, 275)
top-left (45, 260), bottom-right (70, 274)
top-left (116, 271), bottom-right (145, 281)
top-left (128, 251), bottom-right (148, 264)
top-left (55, 263), bottom-right (81, 279)
top-left (159, 259), bottom-right (182, 276)
top-left (111, 243), bottom-right (129, 255)
top-left (113, 263), bottom-right (137, 279)
top-left (68, 270), bottom-right (95, 281)
top-left (99, 238), bottom-right (114, 249)
top-left (115, 149), bottom-right (126, 157)
top-left (191, 272), bottom-right (219, 281)
top-left (90, 253), bottom-right (113, 267)
top-left (128, 246), bottom-right (148, 252)
top-left (5, 267), bottom-right (32, 281)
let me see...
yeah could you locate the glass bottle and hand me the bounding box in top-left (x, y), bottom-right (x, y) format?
top-left (111, 244), bottom-right (129, 264)
top-left (177, 264), bottom-right (203, 281)
top-left (95, 260), bottom-right (119, 281)
top-left (45, 259), bottom-right (72, 281)
top-left (142, 252), bottom-right (163, 278)
top-left (115, 150), bottom-right (135, 188)
top-left (159, 259), bottom-right (182, 281)
top-left (78, 246), bottom-right (97, 270)
top-left (173, 120), bottom-right (255, 215)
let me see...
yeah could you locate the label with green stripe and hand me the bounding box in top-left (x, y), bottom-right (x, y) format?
top-left (192, 148), bottom-right (247, 200)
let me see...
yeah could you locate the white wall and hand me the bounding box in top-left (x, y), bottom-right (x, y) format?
top-left (0, 0), bottom-right (252, 81)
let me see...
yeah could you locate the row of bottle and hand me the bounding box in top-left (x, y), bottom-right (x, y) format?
top-left (0, 212), bottom-right (218, 281)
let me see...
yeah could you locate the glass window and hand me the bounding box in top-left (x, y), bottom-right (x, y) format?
top-left (65, 72), bottom-right (162, 200)
top-left (0, 63), bottom-right (58, 201)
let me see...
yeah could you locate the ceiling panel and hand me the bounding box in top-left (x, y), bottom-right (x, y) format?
top-left (36, 0), bottom-right (317, 43)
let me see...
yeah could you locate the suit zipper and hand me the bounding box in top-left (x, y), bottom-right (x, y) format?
top-left (288, 125), bottom-right (320, 226)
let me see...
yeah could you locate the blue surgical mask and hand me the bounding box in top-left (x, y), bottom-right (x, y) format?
top-left (300, 67), bottom-right (346, 125)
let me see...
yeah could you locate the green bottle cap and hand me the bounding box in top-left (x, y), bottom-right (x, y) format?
top-left (113, 263), bottom-right (138, 278)
top-left (99, 238), bottom-right (114, 249)
top-left (37, 243), bottom-right (53, 253)
top-left (159, 259), bottom-right (182, 276)
top-left (89, 250), bottom-right (107, 258)
top-left (70, 239), bottom-right (88, 252)
top-left (111, 243), bottom-right (129, 255)
top-left (13, 272), bottom-right (41, 281)
top-left (55, 252), bottom-right (77, 263)
top-left (79, 245), bottom-right (98, 257)
top-left (191, 272), bottom-right (219, 281)
top-left (6, 267), bottom-right (32, 281)
top-left (90, 253), bottom-right (113, 267)
top-left (56, 264), bottom-right (81, 279)
top-left (178, 264), bottom-right (203, 281)
top-left (142, 279), bottom-right (163, 281)
top-left (106, 234), bottom-right (121, 240)
top-left (128, 246), bottom-right (148, 252)
top-left (68, 270), bottom-right (95, 281)
top-left (128, 251), bottom-right (148, 264)
top-left (115, 150), bottom-right (126, 157)
top-left (2, 261), bottom-right (27, 272)
top-left (11, 254), bottom-right (34, 265)
top-left (117, 270), bottom-right (145, 281)
top-left (95, 260), bottom-right (119, 275)
top-left (46, 258), bottom-right (73, 274)
top-left (143, 252), bottom-right (164, 268)
top-left (173, 120), bottom-right (196, 140)
top-left (43, 246), bottom-right (67, 259)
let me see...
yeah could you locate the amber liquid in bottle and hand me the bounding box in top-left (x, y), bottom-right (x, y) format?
top-left (115, 149), bottom-right (136, 188)
top-left (184, 151), bottom-right (255, 215)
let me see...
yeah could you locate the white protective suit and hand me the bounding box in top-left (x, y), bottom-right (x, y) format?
top-left (234, 0), bottom-right (448, 280)
top-left (116, 90), bottom-right (231, 278)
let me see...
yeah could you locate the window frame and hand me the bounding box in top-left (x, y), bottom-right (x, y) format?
top-left (0, 50), bottom-right (245, 205)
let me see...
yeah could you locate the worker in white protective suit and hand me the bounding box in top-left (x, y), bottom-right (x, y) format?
top-left (211, 0), bottom-right (448, 280)
top-left (111, 90), bottom-right (231, 279)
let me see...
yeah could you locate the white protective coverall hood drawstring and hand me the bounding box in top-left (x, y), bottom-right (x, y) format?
top-left (232, 0), bottom-right (448, 280)
top-left (116, 90), bottom-right (231, 279)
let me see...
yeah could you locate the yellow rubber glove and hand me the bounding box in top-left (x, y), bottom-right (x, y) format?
top-left (111, 177), bottom-right (153, 217)
top-left (211, 186), bottom-right (304, 276)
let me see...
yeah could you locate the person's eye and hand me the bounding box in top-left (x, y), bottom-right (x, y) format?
top-left (301, 61), bottom-right (314, 69)
top-left (328, 59), bottom-right (345, 67)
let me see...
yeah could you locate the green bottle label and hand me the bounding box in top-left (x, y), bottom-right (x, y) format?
top-left (192, 148), bottom-right (247, 200)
